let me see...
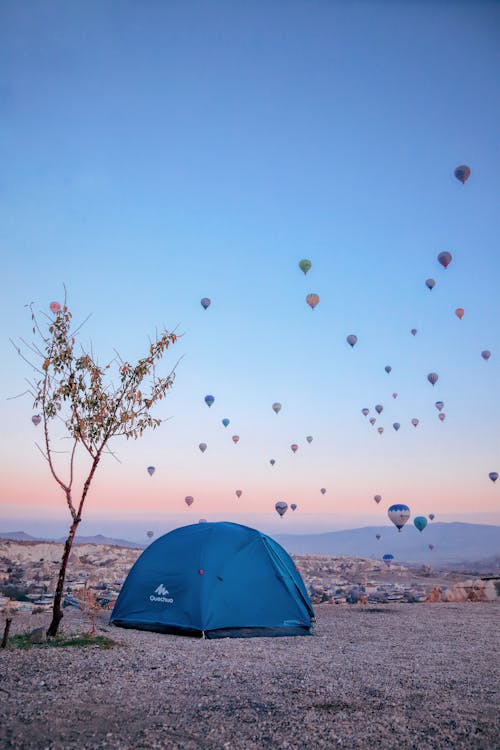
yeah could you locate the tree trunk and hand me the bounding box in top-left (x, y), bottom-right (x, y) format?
top-left (47, 519), bottom-right (80, 637)
top-left (1, 618), bottom-right (12, 648)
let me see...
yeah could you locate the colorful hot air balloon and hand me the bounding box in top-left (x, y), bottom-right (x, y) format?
top-left (377, 427), bottom-right (384, 434)
top-left (146, 531), bottom-right (154, 540)
top-left (232, 435), bottom-right (240, 444)
top-left (387, 504), bottom-right (411, 532)
top-left (361, 408), bottom-right (369, 417)
top-left (411, 328), bottom-right (417, 336)
top-left (369, 417), bottom-right (376, 425)
top-left (437, 251), bottom-right (452, 269)
top-left (320, 488), bottom-right (326, 495)
top-left (393, 423), bottom-right (400, 431)
top-left (427, 372), bottom-right (438, 386)
top-left (204, 395), bottom-right (214, 407)
top-left (489, 472), bottom-right (498, 483)
top-left (374, 495), bottom-right (382, 504)
top-left (49, 301), bottom-right (61, 314)
top-left (200, 298), bottom-right (211, 310)
top-left (435, 401), bottom-right (444, 412)
top-left (199, 443), bottom-right (207, 453)
top-left (291, 444), bottom-right (299, 453)
top-left (299, 259), bottom-right (312, 275)
top-left (306, 436), bottom-right (313, 444)
top-left (385, 366), bottom-right (392, 374)
top-left (411, 418), bottom-right (419, 427)
top-left (185, 495), bottom-right (194, 507)
top-left (269, 459), bottom-right (276, 466)
top-left (147, 466), bottom-right (155, 477)
top-left (222, 418), bottom-right (230, 427)
top-left (31, 415), bottom-right (42, 426)
top-left (235, 490), bottom-right (242, 498)
top-left (455, 307), bottom-right (464, 319)
top-left (382, 553), bottom-right (394, 567)
top-left (275, 501), bottom-right (288, 517)
top-left (428, 544), bottom-right (434, 551)
top-left (429, 514), bottom-right (435, 521)
top-left (392, 393), bottom-right (398, 399)
top-left (306, 293), bottom-right (320, 310)
top-left (481, 350), bottom-right (491, 361)
top-left (375, 404), bottom-right (383, 414)
top-left (346, 334), bottom-right (358, 348)
top-left (414, 516), bottom-right (428, 532)
top-left (376, 534), bottom-right (381, 540)
top-left (454, 165), bottom-right (471, 184)
top-left (272, 402), bottom-right (282, 414)
top-left (438, 413), bottom-right (446, 422)
top-left (290, 503), bottom-right (298, 511)
top-left (425, 279), bottom-right (435, 290)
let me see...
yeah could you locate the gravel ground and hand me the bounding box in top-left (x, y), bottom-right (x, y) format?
top-left (1, 603), bottom-right (498, 750)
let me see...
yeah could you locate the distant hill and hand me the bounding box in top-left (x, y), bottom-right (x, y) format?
top-left (0, 531), bottom-right (40, 542)
top-left (0, 531), bottom-right (143, 549)
top-left (275, 523), bottom-right (500, 563)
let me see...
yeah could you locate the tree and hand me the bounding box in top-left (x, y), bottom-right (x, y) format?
top-left (13, 299), bottom-right (178, 636)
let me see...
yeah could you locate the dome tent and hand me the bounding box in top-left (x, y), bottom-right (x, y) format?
top-left (111, 522), bottom-right (314, 638)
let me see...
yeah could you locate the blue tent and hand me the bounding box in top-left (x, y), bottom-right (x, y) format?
top-left (111, 522), bottom-right (314, 638)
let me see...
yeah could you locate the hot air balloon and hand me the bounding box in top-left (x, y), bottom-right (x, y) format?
top-left (411, 328), bottom-right (417, 336)
top-left (489, 472), bottom-right (498, 483)
top-left (376, 534), bottom-right (381, 540)
top-left (411, 418), bottom-right (419, 427)
top-left (425, 279), bottom-right (435, 290)
top-left (455, 307), bottom-right (464, 319)
top-left (306, 436), bottom-right (313, 444)
top-left (428, 544), bottom-right (434, 551)
top-left (49, 301), bottom-right (61, 314)
top-left (375, 404), bottom-right (383, 414)
top-left (385, 366), bottom-right (392, 374)
top-left (31, 415), bottom-right (41, 426)
top-left (146, 531), bottom-right (154, 540)
top-left (291, 444), bottom-right (298, 453)
top-left (275, 501), bottom-right (288, 517)
top-left (320, 488), bottom-right (326, 495)
top-left (481, 350), bottom-right (491, 361)
top-left (387, 504), bottom-right (411, 532)
top-left (290, 503), bottom-right (297, 511)
top-left (374, 495), bottom-right (382, 504)
top-left (200, 298), bottom-right (211, 310)
top-left (204, 395), bottom-right (214, 408)
top-left (414, 516), bottom-right (428, 532)
top-left (346, 334), bottom-right (358, 348)
top-left (438, 413), bottom-right (446, 422)
top-left (427, 372), bottom-right (438, 386)
top-left (369, 417), bottom-right (376, 425)
top-left (361, 408), bottom-right (369, 417)
top-left (185, 496), bottom-right (194, 507)
top-left (437, 251), bottom-right (452, 269)
top-left (232, 435), bottom-right (240, 444)
top-left (299, 259), bottom-right (312, 275)
top-left (454, 165), bottom-right (471, 184)
top-left (222, 418), bottom-right (230, 428)
top-left (235, 490), bottom-right (242, 498)
top-left (377, 427), bottom-right (384, 434)
top-left (382, 553), bottom-right (394, 567)
top-left (435, 401), bottom-right (444, 412)
top-left (147, 466), bottom-right (155, 477)
top-left (199, 443), bottom-right (207, 453)
top-left (393, 423), bottom-right (400, 431)
top-left (392, 393), bottom-right (398, 399)
top-left (306, 293), bottom-right (320, 310)
top-left (269, 459), bottom-right (276, 466)
top-left (272, 402), bottom-right (282, 414)
top-left (429, 514), bottom-right (435, 521)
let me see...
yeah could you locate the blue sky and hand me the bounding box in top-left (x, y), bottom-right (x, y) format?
top-left (1, 1), bottom-right (499, 540)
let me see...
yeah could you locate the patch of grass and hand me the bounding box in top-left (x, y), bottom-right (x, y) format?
top-left (8, 633), bottom-right (118, 650)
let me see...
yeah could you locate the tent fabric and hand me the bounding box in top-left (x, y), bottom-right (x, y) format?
top-left (111, 521), bottom-right (314, 638)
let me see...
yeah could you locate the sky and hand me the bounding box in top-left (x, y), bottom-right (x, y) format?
top-left (1, 1), bottom-right (499, 542)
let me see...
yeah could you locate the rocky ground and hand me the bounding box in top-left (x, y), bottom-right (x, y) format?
top-left (1, 602), bottom-right (498, 749)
